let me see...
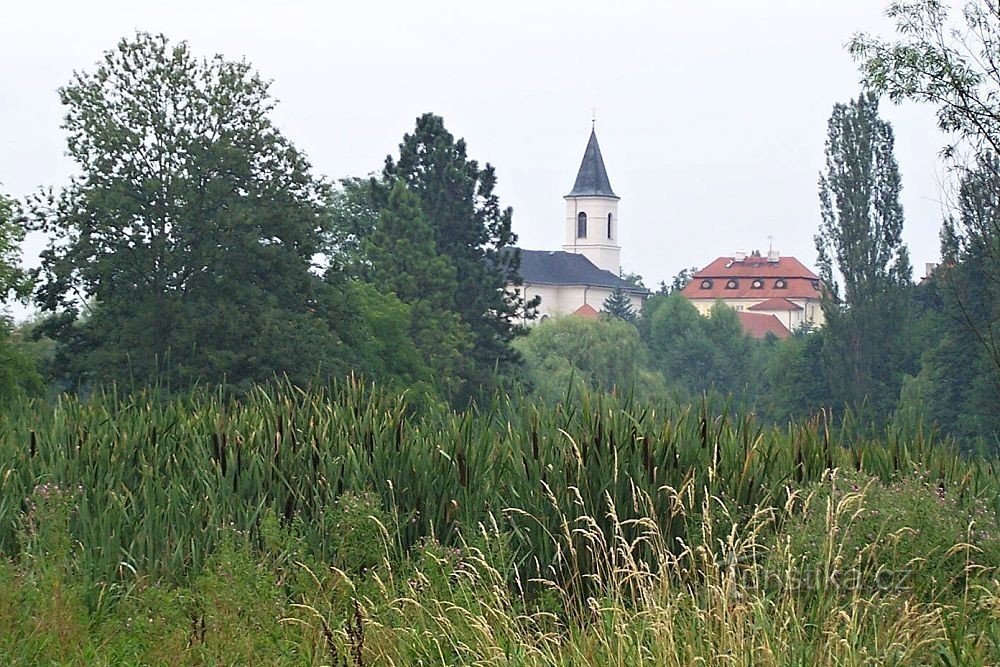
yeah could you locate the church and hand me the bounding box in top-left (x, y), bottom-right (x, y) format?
top-left (515, 128), bottom-right (648, 321)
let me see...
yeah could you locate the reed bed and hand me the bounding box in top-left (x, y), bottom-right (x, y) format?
top-left (0, 379), bottom-right (998, 664)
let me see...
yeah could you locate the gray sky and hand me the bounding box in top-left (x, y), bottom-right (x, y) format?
top-left (2, 1), bottom-right (949, 319)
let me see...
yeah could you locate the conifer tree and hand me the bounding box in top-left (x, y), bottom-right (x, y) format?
top-left (601, 287), bottom-right (636, 322)
top-left (362, 180), bottom-right (474, 400)
top-left (382, 114), bottom-right (538, 399)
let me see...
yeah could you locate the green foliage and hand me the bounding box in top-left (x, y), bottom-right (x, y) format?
top-left (329, 491), bottom-right (394, 576)
top-left (642, 294), bottom-right (755, 397)
top-left (515, 316), bottom-right (664, 402)
top-left (851, 0), bottom-right (1000, 161)
top-left (764, 328), bottom-right (832, 422)
top-left (0, 384), bottom-right (998, 663)
top-left (28, 33), bottom-right (349, 394)
top-left (0, 322), bottom-right (44, 404)
top-left (601, 287), bottom-right (637, 322)
top-left (779, 469), bottom-right (1000, 602)
top-left (382, 113), bottom-right (539, 400)
top-left (360, 180), bottom-right (475, 402)
top-left (0, 192), bottom-right (31, 303)
top-left (815, 93), bottom-right (914, 419)
top-left (851, 2), bottom-right (1000, 442)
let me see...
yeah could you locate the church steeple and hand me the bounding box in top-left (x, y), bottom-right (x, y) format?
top-left (567, 129), bottom-right (618, 198)
top-left (563, 127), bottom-right (622, 274)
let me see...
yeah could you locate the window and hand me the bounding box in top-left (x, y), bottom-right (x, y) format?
top-left (726, 279), bottom-right (739, 289)
top-left (607, 213), bottom-right (613, 239)
top-left (577, 212), bottom-right (587, 238)
top-left (751, 279), bottom-right (764, 289)
top-left (775, 279), bottom-right (787, 289)
top-left (700, 279), bottom-right (713, 289)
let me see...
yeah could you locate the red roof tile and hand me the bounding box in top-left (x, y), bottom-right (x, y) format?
top-left (681, 255), bottom-right (823, 300)
top-left (573, 303), bottom-right (600, 319)
top-left (738, 312), bottom-right (791, 339)
top-left (748, 297), bottom-right (803, 312)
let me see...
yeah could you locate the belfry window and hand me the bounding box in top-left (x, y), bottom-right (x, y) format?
top-left (607, 213), bottom-right (613, 239)
top-left (577, 212), bottom-right (587, 238)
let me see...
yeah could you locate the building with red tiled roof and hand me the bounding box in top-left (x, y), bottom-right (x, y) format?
top-left (680, 250), bottom-right (824, 334)
top-left (737, 312), bottom-right (791, 339)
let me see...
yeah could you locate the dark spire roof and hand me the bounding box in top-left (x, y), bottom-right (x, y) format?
top-left (567, 129), bottom-right (618, 198)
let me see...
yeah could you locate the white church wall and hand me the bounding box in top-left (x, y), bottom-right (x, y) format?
top-left (522, 284), bottom-right (645, 322)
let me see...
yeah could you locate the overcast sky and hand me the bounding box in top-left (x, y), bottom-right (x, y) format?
top-left (2, 1), bottom-right (951, 319)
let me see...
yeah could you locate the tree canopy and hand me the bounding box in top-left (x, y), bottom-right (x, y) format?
top-left (28, 33), bottom-right (350, 393)
top-left (381, 114), bottom-right (538, 400)
top-left (815, 93), bottom-right (913, 418)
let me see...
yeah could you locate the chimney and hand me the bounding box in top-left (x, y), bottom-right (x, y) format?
top-left (733, 251), bottom-right (746, 262)
top-left (767, 248), bottom-right (780, 263)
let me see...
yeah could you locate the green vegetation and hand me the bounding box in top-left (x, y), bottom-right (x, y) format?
top-left (3, 4), bottom-right (1000, 661)
top-left (1, 383), bottom-right (999, 664)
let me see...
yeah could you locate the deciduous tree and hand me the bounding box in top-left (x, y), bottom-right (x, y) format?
top-left (815, 93), bottom-right (913, 417)
top-left (29, 33), bottom-right (348, 393)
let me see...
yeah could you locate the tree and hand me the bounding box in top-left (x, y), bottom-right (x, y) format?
top-left (913, 160), bottom-right (1000, 447)
top-left (0, 192), bottom-right (30, 304)
top-left (667, 266), bottom-right (699, 294)
top-left (382, 114), bottom-right (538, 400)
top-left (29, 33), bottom-right (349, 393)
top-left (815, 93), bottom-right (913, 418)
top-left (361, 180), bottom-right (475, 401)
top-left (515, 316), bottom-right (665, 403)
top-left (0, 192), bottom-right (42, 401)
top-left (642, 294), bottom-right (754, 398)
top-left (851, 0), bottom-right (1000, 388)
top-left (601, 287), bottom-right (636, 322)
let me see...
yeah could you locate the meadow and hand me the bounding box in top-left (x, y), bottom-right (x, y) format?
top-left (1, 379), bottom-right (998, 665)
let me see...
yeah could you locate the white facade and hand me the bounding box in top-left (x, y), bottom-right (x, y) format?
top-left (519, 282), bottom-right (645, 321)
top-left (686, 298), bottom-right (824, 330)
top-left (562, 195), bottom-right (621, 274)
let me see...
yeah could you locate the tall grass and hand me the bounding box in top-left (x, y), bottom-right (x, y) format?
top-left (1, 378), bottom-right (996, 589)
top-left (2, 380), bottom-right (1000, 663)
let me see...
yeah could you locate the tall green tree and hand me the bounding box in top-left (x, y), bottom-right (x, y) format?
top-left (851, 0), bottom-right (1000, 386)
top-left (29, 33), bottom-right (349, 393)
top-left (382, 114), bottom-right (538, 399)
top-left (361, 180), bottom-right (474, 401)
top-left (914, 159), bottom-right (1000, 447)
top-left (815, 93), bottom-right (913, 418)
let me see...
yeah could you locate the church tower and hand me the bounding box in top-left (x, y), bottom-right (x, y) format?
top-left (562, 127), bottom-right (621, 274)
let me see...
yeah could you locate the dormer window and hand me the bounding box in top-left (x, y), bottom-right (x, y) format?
top-left (607, 213), bottom-right (613, 239)
top-left (775, 279), bottom-right (787, 289)
top-left (577, 212), bottom-right (587, 238)
top-left (751, 279), bottom-right (764, 289)
top-left (700, 279), bottom-right (713, 289)
top-left (726, 279), bottom-right (739, 289)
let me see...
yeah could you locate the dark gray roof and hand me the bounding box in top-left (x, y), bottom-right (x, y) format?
top-left (567, 129), bottom-right (618, 198)
top-left (517, 250), bottom-right (645, 291)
